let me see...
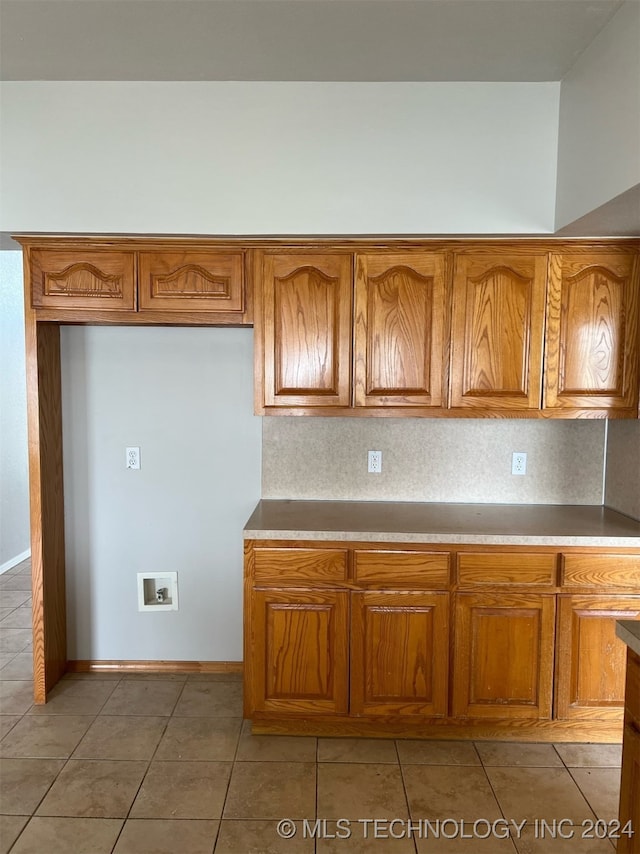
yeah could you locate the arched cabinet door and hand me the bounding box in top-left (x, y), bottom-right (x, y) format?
top-left (544, 251), bottom-right (640, 413)
top-left (258, 253), bottom-right (353, 409)
top-left (449, 252), bottom-right (548, 411)
top-left (353, 253), bottom-right (447, 408)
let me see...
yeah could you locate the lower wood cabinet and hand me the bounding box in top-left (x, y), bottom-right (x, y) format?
top-left (350, 591), bottom-right (449, 717)
top-left (245, 541), bottom-right (640, 739)
top-left (250, 588), bottom-right (349, 715)
top-left (452, 592), bottom-right (555, 719)
top-left (555, 595), bottom-right (640, 721)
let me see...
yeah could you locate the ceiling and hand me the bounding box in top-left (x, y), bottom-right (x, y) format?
top-left (0, 0), bottom-right (626, 82)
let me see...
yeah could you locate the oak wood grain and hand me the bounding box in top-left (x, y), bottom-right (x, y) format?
top-left (138, 250), bottom-right (245, 313)
top-left (66, 660), bottom-right (243, 673)
top-left (350, 590), bottom-right (449, 716)
top-left (250, 715), bottom-right (623, 742)
top-left (353, 252), bottom-right (447, 407)
top-left (450, 253), bottom-right (547, 410)
top-left (544, 251), bottom-right (640, 412)
top-left (30, 248), bottom-right (136, 310)
top-left (457, 552), bottom-right (557, 586)
top-left (253, 547), bottom-right (348, 585)
top-left (251, 588), bottom-right (349, 715)
top-left (353, 550), bottom-right (449, 588)
top-left (260, 252), bottom-right (353, 408)
top-left (562, 555), bottom-right (640, 589)
top-left (618, 650), bottom-right (640, 853)
top-left (24, 310), bottom-right (67, 703)
top-left (452, 591), bottom-right (555, 719)
top-left (555, 595), bottom-right (640, 721)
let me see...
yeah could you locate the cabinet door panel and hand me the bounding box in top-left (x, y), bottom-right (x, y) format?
top-left (555, 596), bottom-right (640, 721)
top-left (544, 252), bottom-right (639, 411)
top-left (351, 591), bottom-right (449, 716)
top-left (452, 592), bottom-right (555, 719)
top-left (138, 251), bottom-right (244, 313)
top-left (450, 253), bottom-right (547, 409)
top-left (30, 249), bottom-right (136, 310)
top-left (261, 253), bottom-right (352, 408)
top-left (353, 253), bottom-right (446, 407)
top-left (252, 589), bottom-right (349, 715)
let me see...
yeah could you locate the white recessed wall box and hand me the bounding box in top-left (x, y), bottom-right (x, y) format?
top-left (137, 572), bottom-right (179, 612)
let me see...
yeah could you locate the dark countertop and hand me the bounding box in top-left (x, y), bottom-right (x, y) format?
top-left (244, 500), bottom-right (640, 546)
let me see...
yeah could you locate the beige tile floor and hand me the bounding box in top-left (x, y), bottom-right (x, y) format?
top-left (0, 559), bottom-right (624, 853)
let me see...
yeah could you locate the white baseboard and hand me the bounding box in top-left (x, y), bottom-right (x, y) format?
top-left (0, 549), bottom-right (31, 576)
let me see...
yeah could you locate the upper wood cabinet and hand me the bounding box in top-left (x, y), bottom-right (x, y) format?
top-left (544, 251), bottom-right (640, 413)
top-left (138, 251), bottom-right (244, 314)
top-left (450, 253), bottom-right (547, 410)
top-left (30, 248), bottom-right (136, 310)
top-left (259, 252), bottom-right (353, 408)
top-left (353, 253), bottom-right (447, 407)
top-left (26, 243), bottom-right (251, 323)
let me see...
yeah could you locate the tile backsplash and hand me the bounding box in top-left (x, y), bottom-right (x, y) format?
top-left (605, 420), bottom-right (640, 520)
top-left (262, 418), bottom-right (606, 505)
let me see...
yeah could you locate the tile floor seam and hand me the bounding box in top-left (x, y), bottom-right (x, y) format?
top-left (393, 738), bottom-right (417, 854)
top-left (109, 709), bottom-right (172, 843)
top-left (395, 742), bottom-right (420, 854)
top-left (211, 705), bottom-right (243, 849)
top-left (475, 746), bottom-right (517, 847)
top-left (566, 764), bottom-right (622, 824)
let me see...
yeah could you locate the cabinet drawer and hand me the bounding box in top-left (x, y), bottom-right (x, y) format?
top-left (354, 551), bottom-right (449, 588)
top-left (457, 553), bottom-right (557, 587)
top-left (30, 249), bottom-right (136, 310)
top-left (562, 555), bottom-right (640, 588)
top-left (138, 251), bottom-right (244, 313)
top-left (253, 548), bottom-right (348, 585)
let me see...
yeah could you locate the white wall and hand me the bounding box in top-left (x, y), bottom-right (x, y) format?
top-left (555, 1), bottom-right (640, 230)
top-left (0, 82), bottom-right (559, 235)
top-left (61, 326), bottom-right (261, 661)
top-left (0, 252), bottom-right (30, 571)
top-left (263, 418), bottom-right (606, 505)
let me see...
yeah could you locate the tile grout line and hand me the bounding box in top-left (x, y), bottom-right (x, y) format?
top-left (105, 677), bottom-right (189, 852)
top-left (473, 741), bottom-right (522, 854)
top-left (211, 708), bottom-right (244, 852)
top-left (394, 739), bottom-right (420, 854)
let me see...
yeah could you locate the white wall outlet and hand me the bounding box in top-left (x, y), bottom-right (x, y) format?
top-left (512, 452), bottom-right (527, 476)
top-left (368, 450), bottom-right (382, 474)
top-left (126, 447), bottom-right (140, 470)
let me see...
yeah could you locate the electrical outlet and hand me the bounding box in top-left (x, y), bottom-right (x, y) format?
top-left (512, 452), bottom-right (527, 476)
top-left (126, 447), bottom-right (140, 470)
top-left (368, 450), bottom-right (382, 474)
